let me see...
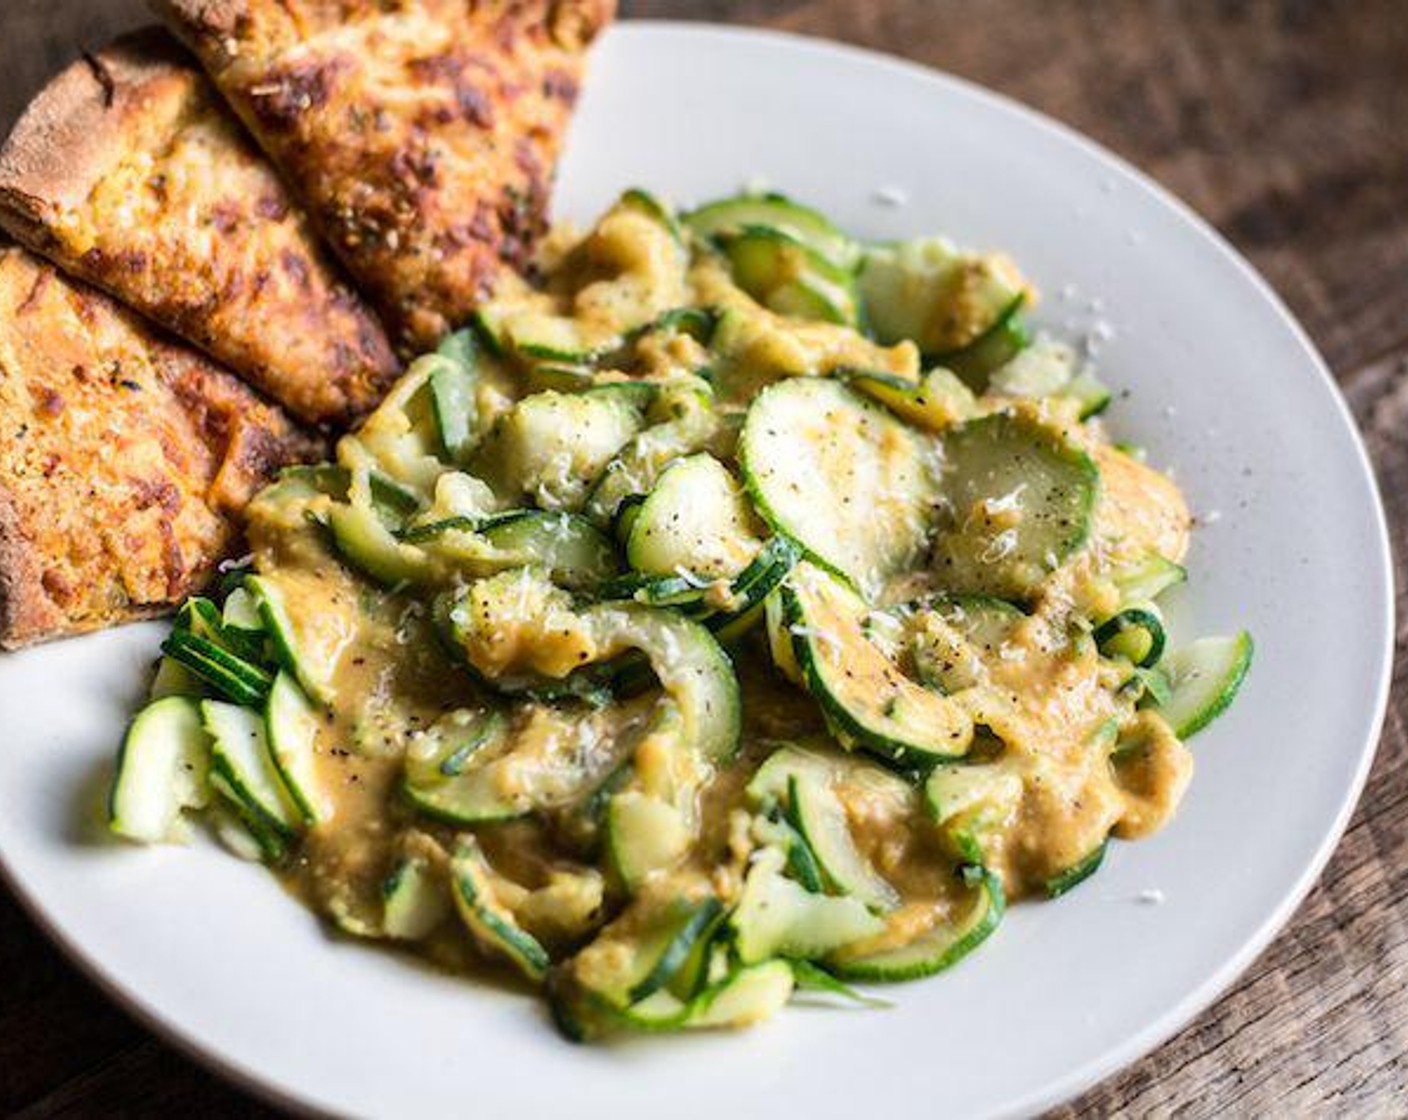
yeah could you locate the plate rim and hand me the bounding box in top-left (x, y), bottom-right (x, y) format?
top-left (0, 20), bottom-right (1394, 1119)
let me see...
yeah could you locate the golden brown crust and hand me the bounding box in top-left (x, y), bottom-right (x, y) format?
top-left (0, 28), bottom-right (399, 426)
top-left (0, 245), bottom-right (322, 649)
top-left (155, 0), bottom-right (615, 350)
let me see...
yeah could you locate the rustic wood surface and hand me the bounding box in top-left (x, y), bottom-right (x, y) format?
top-left (2, 0), bottom-right (1406, 1115)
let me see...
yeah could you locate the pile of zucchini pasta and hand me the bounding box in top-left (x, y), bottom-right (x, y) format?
top-left (109, 188), bottom-right (1251, 1038)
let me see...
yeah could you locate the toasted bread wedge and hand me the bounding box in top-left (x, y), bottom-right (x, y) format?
top-left (0, 29), bottom-right (399, 426)
top-left (155, 0), bottom-right (614, 349)
top-left (0, 245), bottom-right (321, 648)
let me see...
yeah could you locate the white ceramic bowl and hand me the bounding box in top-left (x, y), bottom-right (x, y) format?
top-left (0, 22), bottom-right (1392, 1119)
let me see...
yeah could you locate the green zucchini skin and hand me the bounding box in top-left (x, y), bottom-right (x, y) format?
top-left (829, 867), bottom-right (1005, 982)
top-left (781, 563), bottom-right (974, 771)
top-left (159, 629), bottom-right (272, 708)
top-left (1154, 632), bottom-right (1254, 738)
top-left (934, 410), bottom-right (1100, 601)
top-left (1094, 606), bottom-right (1167, 669)
top-left (108, 697), bottom-right (211, 844)
top-left (1044, 841), bottom-right (1109, 899)
top-left (716, 225), bottom-right (862, 327)
top-left (940, 296), bottom-right (1032, 385)
top-left (684, 191), bottom-right (859, 271)
top-left (450, 838), bottom-right (551, 982)
top-left (739, 377), bottom-right (936, 598)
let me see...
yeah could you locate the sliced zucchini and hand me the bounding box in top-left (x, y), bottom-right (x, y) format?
top-left (755, 810), bottom-right (824, 893)
top-left (550, 888), bottom-right (745, 1037)
top-left (473, 389), bottom-right (647, 511)
top-left (479, 191), bottom-right (688, 362)
top-left (606, 790), bottom-right (694, 890)
top-left (1154, 632), bottom-right (1253, 739)
top-left (628, 898), bottom-right (726, 1003)
top-left (623, 305), bottom-right (718, 347)
top-left (400, 507), bottom-right (618, 589)
top-left (740, 377), bottom-right (937, 597)
top-left (1045, 841), bottom-right (1108, 898)
top-left (599, 569), bottom-right (712, 611)
top-left (788, 770), bottom-right (903, 909)
top-left (626, 453), bottom-right (763, 581)
top-left (264, 463), bottom-right (422, 527)
top-left (326, 499), bottom-right (432, 587)
top-left (788, 959), bottom-right (891, 1007)
top-left (174, 596), bottom-right (224, 642)
top-left (581, 378), bottom-right (719, 526)
top-left (264, 671), bottom-right (329, 825)
top-left (450, 838), bottom-right (551, 982)
top-left (619, 187), bottom-right (684, 243)
top-left (428, 328), bottom-right (480, 463)
top-left (1125, 664), bottom-right (1173, 708)
top-left (987, 337), bottom-right (1078, 399)
top-left (527, 362), bottom-right (597, 394)
top-left (988, 337), bottom-right (1111, 419)
top-left (934, 410), bottom-right (1099, 599)
top-left (782, 563), bottom-right (974, 769)
top-left (202, 700), bottom-right (301, 862)
top-left (1108, 552), bottom-right (1187, 604)
top-left (395, 515), bottom-right (477, 544)
top-left (108, 696), bottom-right (211, 844)
top-left (688, 960), bottom-right (795, 1029)
top-left (218, 586), bottom-right (266, 662)
top-left (858, 237), bottom-right (1028, 357)
top-left (583, 603), bottom-right (742, 763)
top-left (159, 629), bottom-right (272, 708)
top-left (402, 710), bottom-right (521, 824)
top-left (148, 656), bottom-right (203, 700)
top-left (730, 847), bottom-right (884, 964)
top-left (478, 311), bottom-right (607, 366)
top-left (716, 226), bottom-right (860, 327)
top-left (382, 856), bottom-right (451, 941)
top-left (1094, 605), bottom-right (1166, 668)
top-left (407, 702), bottom-right (644, 828)
top-left (747, 746), bottom-right (901, 911)
top-left (570, 891), bottom-right (724, 1012)
top-left (829, 867), bottom-right (1004, 981)
top-left (477, 511), bottom-right (619, 589)
top-left (685, 191), bottom-right (859, 271)
top-left (345, 360), bottom-right (449, 494)
top-left (839, 366), bottom-right (977, 432)
top-left (702, 537), bottom-right (801, 644)
top-left (942, 296), bottom-right (1031, 385)
top-left (244, 573), bottom-right (340, 704)
top-left (601, 535), bottom-right (796, 650)
top-left (924, 761), bottom-right (1024, 862)
top-left (765, 586), bottom-right (802, 685)
top-left (1061, 371), bottom-right (1114, 419)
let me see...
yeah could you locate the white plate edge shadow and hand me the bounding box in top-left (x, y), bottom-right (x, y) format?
top-left (0, 21), bottom-right (1395, 1120)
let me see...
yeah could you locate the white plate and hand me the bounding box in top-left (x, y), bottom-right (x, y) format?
top-left (0, 22), bottom-right (1393, 1119)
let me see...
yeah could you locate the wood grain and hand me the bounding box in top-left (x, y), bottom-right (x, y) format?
top-left (3, 0), bottom-right (1406, 1115)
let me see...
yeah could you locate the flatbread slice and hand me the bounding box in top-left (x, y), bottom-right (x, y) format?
top-left (155, 0), bottom-right (614, 349)
top-left (0, 244), bottom-right (321, 648)
top-left (0, 29), bottom-right (399, 426)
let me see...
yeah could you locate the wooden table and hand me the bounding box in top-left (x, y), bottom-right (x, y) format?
top-left (4, 1), bottom-right (1406, 1114)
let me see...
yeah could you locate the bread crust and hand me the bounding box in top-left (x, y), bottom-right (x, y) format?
top-left (154, 0), bottom-right (615, 349)
top-left (0, 28), bottom-right (399, 426)
top-left (0, 245), bottom-right (321, 649)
